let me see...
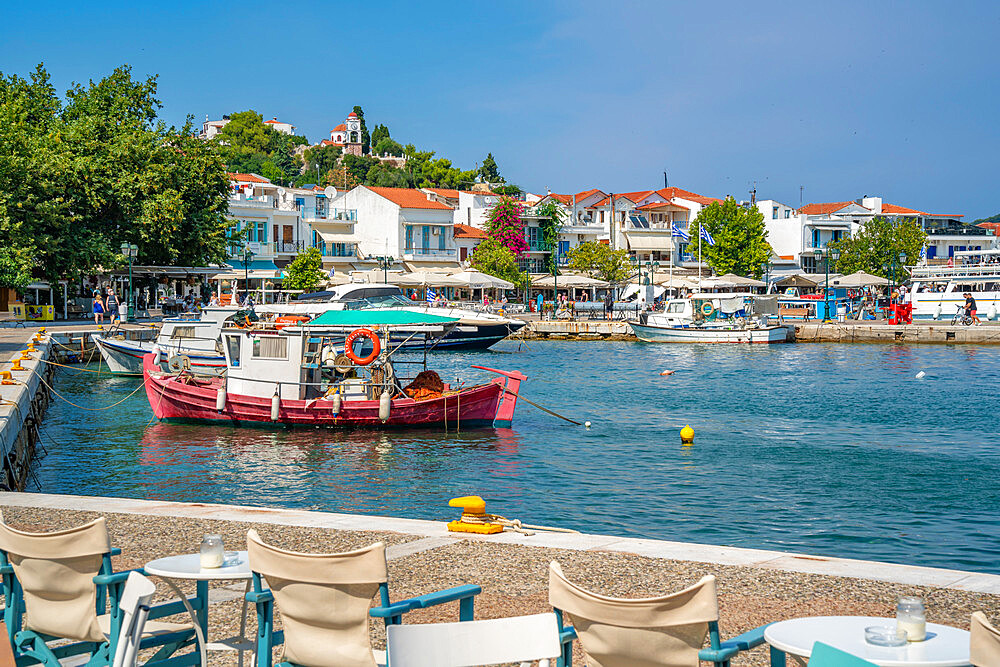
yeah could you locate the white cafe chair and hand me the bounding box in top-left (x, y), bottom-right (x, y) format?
top-left (112, 571), bottom-right (157, 667)
top-left (386, 612), bottom-right (561, 667)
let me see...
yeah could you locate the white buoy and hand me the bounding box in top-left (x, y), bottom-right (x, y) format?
top-left (331, 390), bottom-right (342, 416)
top-left (271, 390), bottom-right (280, 421)
top-left (915, 371), bottom-right (926, 379)
top-left (216, 386), bottom-right (227, 412)
top-left (934, 303), bottom-right (942, 320)
top-left (989, 305), bottom-right (998, 321)
top-left (585, 421), bottom-right (592, 428)
top-left (379, 390), bottom-right (391, 422)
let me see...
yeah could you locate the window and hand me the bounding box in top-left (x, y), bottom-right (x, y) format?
top-left (812, 229), bottom-right (822, 248)
top-left (405, 226), bottom-right (413, 250)
top-left (773, 206), bottom-right (779, 219)
top-left (667, 302), bottom-right (685, 313)
top-left (784, 209), bottom-right (791, 219)
top-left (252, 336), bottom-right (287, 360)
top-left (438, 227), bottom-right (446, 250)
top-left (226, 335), bottom-right (241, 367)
top-left (421, 226), bottom-right (430, 250)
top-left (170, 326), bottom-right (196, 340)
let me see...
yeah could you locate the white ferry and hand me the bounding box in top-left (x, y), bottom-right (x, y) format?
top-left (908, 249), bottom-right (1000, 320)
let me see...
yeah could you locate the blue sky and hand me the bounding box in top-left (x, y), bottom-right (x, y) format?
top-left (3, 1), bottom-right (998, 218)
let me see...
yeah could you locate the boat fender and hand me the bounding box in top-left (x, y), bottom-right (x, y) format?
top-left (216, 386), bottom-right (227, 413)
top-left (988, 304), bottom-right (997, 321)
top-left (271, 388), bottom-right (280, 422)
top-left (378, 390), bottom-right (391, 422)
top-left (934, 303), bottom-right (942, 320)
top-left (321, 345), bottom-right (338, 367)
top-left (331, 389), bottom-right (342, 416)
top-left (152, 346), bottom-right (161, 367)
top-left (700, 302), bottom-right (715, 317)
top-left (344, 328), bottom-right (381, 366)
top-left (167, 355), bottom-right (191, 373)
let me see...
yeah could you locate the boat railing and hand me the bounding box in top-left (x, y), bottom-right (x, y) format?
top-left (909, 264), bottom-right (1000, 280)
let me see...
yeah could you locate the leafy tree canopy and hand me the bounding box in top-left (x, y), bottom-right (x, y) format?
top-left (370, 123), bottom-right (390, 147)
top-left (0, 247), bottom-right (31, 289)
top-left (534, 201), bottom-right (565, 273)
top-left (972, 212), bottom-right (1000, 225)
top-left (689, 199), bottom-right (772, 278)
top-left (470, 237), bottom-right (524, 285)
top-left (303, 144), bottom-right (342, 184)
top-left (0, 63), bottom-right (232, 281)
top-left (565, 241), bottom-right (633, 284)
top-left (281, 247), bottom-right (324, 291)
top-left (213, 110), bottom-right (304, 185)
top-left (374, 137), bottom-right (404, 157)
top-left (479, 153), bottom-right (500, 183)
top-left (352, 105), bottom-right (370, 154)
top-left (829, 216), bottom-right (925, 277)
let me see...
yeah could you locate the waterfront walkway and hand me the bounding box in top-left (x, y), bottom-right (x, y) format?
top-left (2, 493), bottom-right (997, 666)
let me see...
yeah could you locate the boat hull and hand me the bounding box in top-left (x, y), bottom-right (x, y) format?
top-left (629, 322), bottom-right (790, 343)
top-left (94, 336), bottom-right (227, 376)
top-left (142, 355), bottom-right (525, 428)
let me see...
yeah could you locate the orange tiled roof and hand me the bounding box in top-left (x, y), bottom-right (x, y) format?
top-left (926, 212), bottom-right (964, 218)
top-left (320, 140), bottom-right (344, 147)
top-left (547, 189), bottom-right (605, 205)
top-left (331, 123), bottom-right (347, 132)
top-left (798, 201), bottom-right (867, 215)
top-left (227, 172), bottom-right (270, 183)
top-left (636, 201), bottom-right (689, 211)
top-left (366, 186), bottom-right (454, 210)
top-left (656, 187), bottom-right (723, 206)
top-left (424, 188), bottom-right (498, 199)
top-left (453, 224), bottom-right (486, 239)
top-left (881, 203), bottom-right (926, 216)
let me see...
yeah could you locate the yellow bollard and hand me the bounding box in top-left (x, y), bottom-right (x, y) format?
top-left (0, 370), bottom-right (13, 384)
top-left (680, 424), bottom-right (694, 444)
top-left (10, 358), bottom-right (25, 372)
top-left (19, 350), bottom-right (32, 360)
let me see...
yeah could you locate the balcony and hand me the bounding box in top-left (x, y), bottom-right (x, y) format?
top-left (229, 242), bottom-right (276, 258)
top-left (314, 243), bottom-right (357, 258)
top-left (403, 247), bottom-right (457, 258)
top-left (228, 194), bottom-right (277, 209)
top-left (275, 240), bottom-right (306, 254)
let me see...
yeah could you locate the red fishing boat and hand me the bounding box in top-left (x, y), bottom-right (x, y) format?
top-left (143, 310), bottom-right (526, 428)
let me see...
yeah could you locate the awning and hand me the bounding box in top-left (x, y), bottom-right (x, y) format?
top-left (307, 310), bottom-right (458, 327)
top-left (403, 261), bottom-right (462, 273)
top-left (808, 223), bottom-right (853, 231)
top-left (624, 233), bottom-right (675, 252)
top-left (532, 274), bottom-right (609, 288)
top-left (209, 270), bottom-right (283, 281)
top-left (315, 231), bottom-right (355, 244)
top-left (225, 259), bottom-right (281, 272)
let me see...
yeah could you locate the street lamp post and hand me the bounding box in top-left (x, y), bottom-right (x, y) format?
top-left (241, 246), bottom-right (255, 304)
top-left (375, 255), bottom-right (394, 284)
top-left (827, 248), bottom-right (840, 321)
top-left (120, 242), bottom-right (138, 322)
top-left (760, 261), bottom-right (771, 294)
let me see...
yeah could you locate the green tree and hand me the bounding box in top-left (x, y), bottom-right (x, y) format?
top-left (0, 247), bottom-right (31, 289)
top-left (214, 110), bottom-right (305, 184)
top-left (829, 216), bottom-right (926, 277)
top-left (479, 153), bottom-right (500, 183)
top-left (972, 212), bottom-right (1000, 225)
top-left (689, 199), bottom-right (771, 277)
top-left (352, 105), bottom-right (370, 154)
top-left (303, 144), bottom-right (342, 184)
top-left (493, 184), bottom-right (523, 196)
top-left (370, 123), bottom-right (390, 147)
top-left (566, 241), bottom-right (633, 284)
top-left (470, 237), bottom-right (524, 284)
top-left (373, 137), bottom-right (404, 156)
top-left (260, 160), bottom-right (284, 184)
top-left (282, 247), bottom-right (324, 291)
top-left (0, 64), bottom-right (232, 281)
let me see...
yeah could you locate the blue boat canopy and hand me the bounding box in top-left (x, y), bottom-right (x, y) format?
top-left (225, 259), bottom-right (281, 271)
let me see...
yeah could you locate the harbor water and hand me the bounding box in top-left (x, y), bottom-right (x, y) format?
top-left (36, 341), bottom-right (1000, 574)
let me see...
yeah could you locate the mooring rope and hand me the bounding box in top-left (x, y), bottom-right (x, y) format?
top-left (455, 511), bottom-right (580, 536)
top-left (34, 374), bottom-right (148, 412)
top-left (35, 357), bottom-right (108, 374)
top-left (507, 391), bottom-right (582, 425)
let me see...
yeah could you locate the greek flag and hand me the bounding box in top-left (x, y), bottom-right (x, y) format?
top-left (919, 245), bottom-right (926, 260)
top-left (671, 223), bottom-right (690, 241)
top-left (699, 226), bottom-right (716, 246)
top-left (426, 289), bottom-right (438, 302)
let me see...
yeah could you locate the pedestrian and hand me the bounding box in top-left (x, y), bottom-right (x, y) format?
top-left (604, 290), bottom-right (614, 320)
top-left (92, 291), bottom-right (105, 327)
top-left (106, 288), bottom-right (120, 324)
top-left (965, 292), bottom-right (980, 325)
top-left (209, 294), bottom-right (219, 307)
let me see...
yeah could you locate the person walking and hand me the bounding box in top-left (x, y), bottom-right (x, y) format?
top-left (965, 292), bottom-right (980, 325)
top-left (92, 291), bottom-right (105, 327)
top-left (604, 289), bottom-right (614, 320)
top-left (105, 287), bottom-right (120, 324)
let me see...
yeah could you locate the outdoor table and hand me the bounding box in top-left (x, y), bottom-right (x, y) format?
top-left (764, 616), bottom-right (971, 667)
top-left (144, 550), bottom-right (254, 667)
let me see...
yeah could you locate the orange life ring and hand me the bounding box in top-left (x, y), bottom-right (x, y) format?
top-left (344, 328), bottom-right (380, 366)
top-left (274, 315), bottom-right (310, 330)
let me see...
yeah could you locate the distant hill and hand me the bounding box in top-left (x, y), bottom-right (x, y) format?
top-left (972, 212), bottom-right (1000, 225)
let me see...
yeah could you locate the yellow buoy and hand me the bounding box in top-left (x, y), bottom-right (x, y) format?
top-left (680, 424), bottom-right (694, 444)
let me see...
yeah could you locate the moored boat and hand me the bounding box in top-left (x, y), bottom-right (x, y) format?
top-left (93, 316), bottom-right (229, 375)
top-left (628, 294), bottom-right (790, 344)
top-left (143, 310), bottom-right (526, 428)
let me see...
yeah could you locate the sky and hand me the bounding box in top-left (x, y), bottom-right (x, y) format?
top-left (2, 1), bottom-right (998, 219)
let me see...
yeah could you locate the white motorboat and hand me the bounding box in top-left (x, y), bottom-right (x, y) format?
top-left (259, 284), bottom-right (526, 350)
top-left (908, 249), bottom-right (1000, 320)
top-left (628, 294), bottom-right (790, 343)
top-left (92, 316), bottom-right (228, 376)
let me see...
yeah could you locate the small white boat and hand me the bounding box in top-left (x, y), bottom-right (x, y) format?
top-left (93, 317), bottom-right (228, 375)
top-left (628, 294), bottom-right (790, 344)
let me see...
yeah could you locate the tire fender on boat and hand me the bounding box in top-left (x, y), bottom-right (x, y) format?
top-left (344, 328), bottom-right (381, 366)
top-left (167, 354), bottom-right (191, 373)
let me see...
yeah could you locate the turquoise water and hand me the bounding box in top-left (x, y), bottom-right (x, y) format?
top-left (36, 341), bottom-right (1000, 574)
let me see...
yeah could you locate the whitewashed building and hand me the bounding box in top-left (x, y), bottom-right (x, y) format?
top-left (756, 199), bottom-right (852, 274)
top-left (341, 186), bottom-right (460, 271)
